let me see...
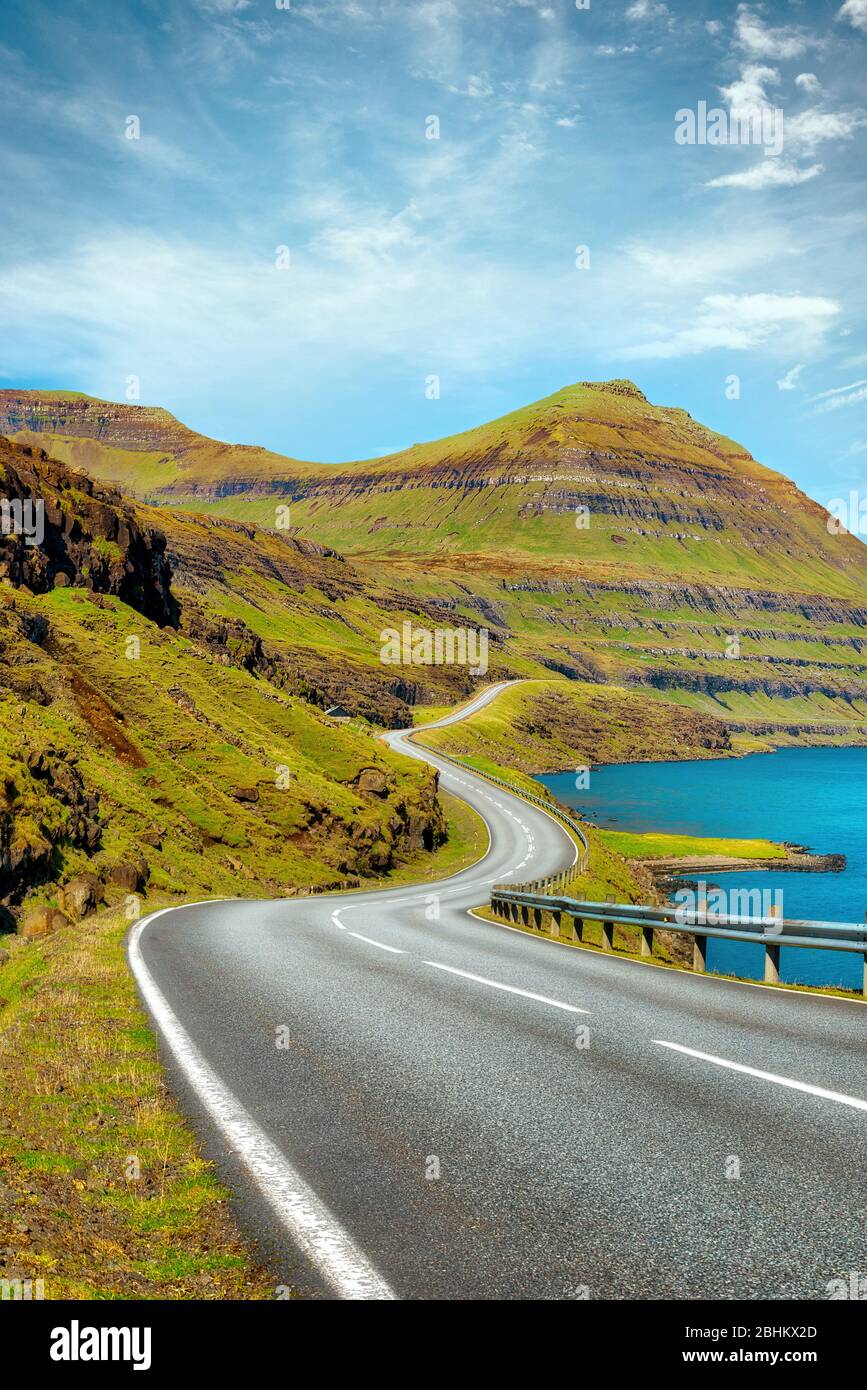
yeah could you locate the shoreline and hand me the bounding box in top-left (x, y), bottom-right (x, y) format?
top-left (645, 845), bottom-right (845, 890)
top-left (533, 736), bottom-right (867, 780)
top-left (534, 749), bottom-right (852, 889)
top-left (647, 845), bottom-right (844, 889)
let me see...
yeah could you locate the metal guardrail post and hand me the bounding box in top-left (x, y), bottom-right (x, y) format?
top-left (693, 934), bottom-right (707, 973)
top-left (764, 903), bottom-right (782, 984)
top-left (764, 942), bottom-right (781, 984)
top-left (601, 919), bottom-right (614, 952)
top-left (640, 925), bottom-right (654, 959)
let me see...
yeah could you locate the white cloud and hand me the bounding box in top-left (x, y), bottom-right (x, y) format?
top-left (838, 0), bottom-right (867, 34)
top-left (795, 73), bottom-right (821, 94)
top-left (626, 292), bottom-right (840, 360)
top-left (734, 4), bottom-right (814, 60)
top-left (708, 69), bottom-right (862, 193)
top-left (786, 107), bottom-right (866, 152)
top-left (707, 161), bottom-right (823, 190)
top-left (625, 229), bottom-right (799, 286)
top-left (625, 0), bottom-right (668, 19)
top-left (0, 224), bottom-right (591, 403)
top-left (812, 378), bottom-right (867, 411)
top-left (719, 64), bottom-right (778, 118)
top-left (777, 363), bottom-right (805, 390)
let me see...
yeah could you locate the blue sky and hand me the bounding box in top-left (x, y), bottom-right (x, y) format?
top-left (1, 0), bottom-right (866, 516)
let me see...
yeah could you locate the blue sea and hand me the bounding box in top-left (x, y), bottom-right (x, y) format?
top-left (540, 747), bottom-right (867, 992)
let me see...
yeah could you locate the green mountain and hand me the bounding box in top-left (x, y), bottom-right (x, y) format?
top-left (4, 380), bottom-right (867, 754)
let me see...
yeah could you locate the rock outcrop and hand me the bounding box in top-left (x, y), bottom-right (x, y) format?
top-left (0, 438), bottom-right (178, 626)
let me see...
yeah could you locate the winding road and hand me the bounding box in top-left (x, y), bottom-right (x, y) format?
top-left (129, 683), bottom-right (866, 1301)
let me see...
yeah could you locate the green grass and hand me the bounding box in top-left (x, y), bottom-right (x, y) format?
top-left (0, 777), bottom-right (491, 1301)
top-left (0, 901), bottom-right (275, 1299)
top-left (597, 829), bottom-right (786, 861)
top-left (2, 585), bottom-right (453, 913)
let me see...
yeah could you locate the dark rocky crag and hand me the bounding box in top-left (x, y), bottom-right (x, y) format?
top-left (0, 439), bottom-right (178, 626)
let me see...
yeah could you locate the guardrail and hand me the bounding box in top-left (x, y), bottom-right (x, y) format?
top-left (489, 889), bottom-right (867, 996)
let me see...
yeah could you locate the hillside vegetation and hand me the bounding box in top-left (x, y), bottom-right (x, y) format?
top-left (0, 439), bottom-right (466, 931)
top-left (5, 380), bottom-right (867, 757)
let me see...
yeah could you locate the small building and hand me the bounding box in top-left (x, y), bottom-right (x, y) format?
top-left (324, 704), bottom-right (351, 721)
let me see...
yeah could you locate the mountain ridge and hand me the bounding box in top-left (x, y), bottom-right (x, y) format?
top-left (5, 380), bottom-right (867, 758)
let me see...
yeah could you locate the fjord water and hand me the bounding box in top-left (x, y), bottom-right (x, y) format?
top-left (540, 747), bottom-right (867, 992)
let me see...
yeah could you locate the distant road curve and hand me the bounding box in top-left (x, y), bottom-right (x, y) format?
top-left (130, 682), bottom-right (866, 1300)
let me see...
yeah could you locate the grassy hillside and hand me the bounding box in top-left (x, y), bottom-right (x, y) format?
top-left (4, 584), bottom-right (449, 908)
top-left (6, 380), bottom-right (867, 759)
top-left (415, 678), bottom-right (734, 770)
top-left (0, 438), bottom-right (497, 928)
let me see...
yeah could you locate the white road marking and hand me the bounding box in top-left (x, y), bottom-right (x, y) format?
top-left (423, 960), bottom-right (588, 1014)
top-left (128, 907), bottom-right (396, 1300)
top-left (654, 1040), bottom-right (867, 1112)
top-left (348, 931), bottom-right (406, 954)
top-left (331, 911), bottom-right (346, 930)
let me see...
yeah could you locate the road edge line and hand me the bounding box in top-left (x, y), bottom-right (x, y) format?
top-left (128, 903), bottom-right (397, 1301)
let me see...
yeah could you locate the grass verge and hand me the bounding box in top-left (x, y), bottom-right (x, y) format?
top-left (0, 786), bottom-right (489, 1299)
top-left (0, 899), bottom-right (275, 1300)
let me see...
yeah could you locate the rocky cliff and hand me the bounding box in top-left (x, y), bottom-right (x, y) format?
top-left (0, 438), bottom-right (178, 625)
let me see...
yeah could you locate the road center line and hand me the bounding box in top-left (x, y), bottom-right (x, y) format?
top-left (423, 960), bottom-right (588, 1014)
top-left (348, 931), bottom-right (406, 954)
top-left (654, 1040), bottom-right (867, 1112)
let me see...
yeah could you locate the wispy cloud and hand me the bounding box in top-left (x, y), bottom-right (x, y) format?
top-left (707, 161), bottom-right (823, 191)
top-left (626, 294), bottom-right (840, 361)
top-left (812, 378), bottom-right (867, 412)
top-left (625, 0), bottom-right (669, 20)
top-left (777, 363), bottom-right (805, 391)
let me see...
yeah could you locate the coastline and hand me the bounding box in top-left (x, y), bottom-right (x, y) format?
top-left (535, 747), bottom-right (852, 890)
top-left (644, 845), bottom-right (846, 891)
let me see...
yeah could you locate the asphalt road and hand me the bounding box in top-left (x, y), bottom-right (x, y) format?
top-left (130, 683), bottom-right (866, 1300)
